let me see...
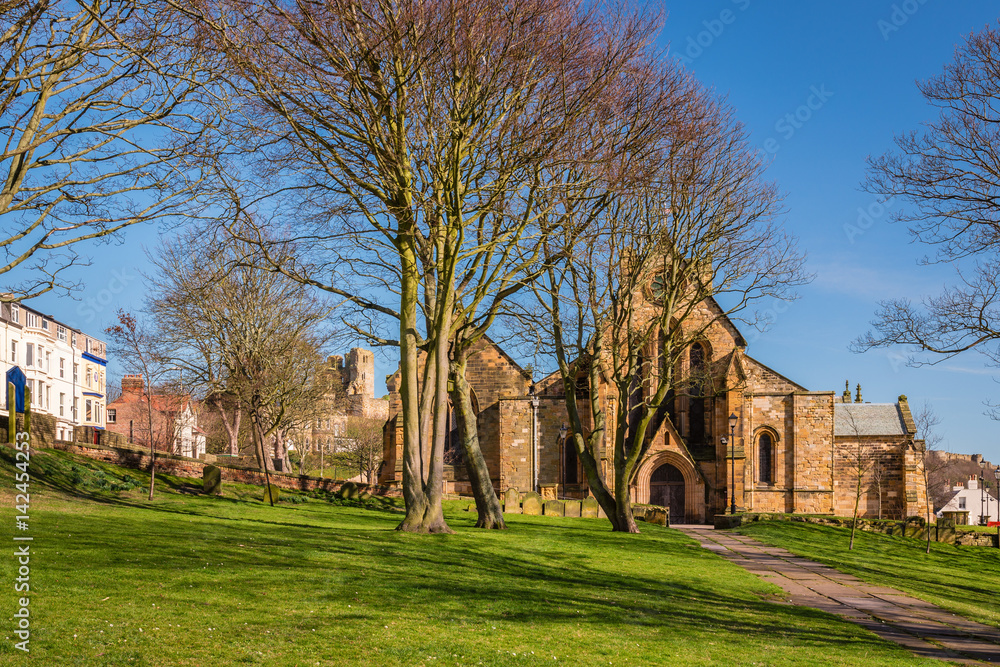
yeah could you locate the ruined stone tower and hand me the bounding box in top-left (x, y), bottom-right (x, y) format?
top-left (345, 348), bottom-right (375, 398)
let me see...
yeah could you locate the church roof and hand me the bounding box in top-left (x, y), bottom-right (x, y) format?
top-left (834, 403), bottom-right (907, 437)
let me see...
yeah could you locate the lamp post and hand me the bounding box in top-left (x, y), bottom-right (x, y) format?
top-left (994, 466), bottom-right (1000, 524)
top-left (559, 423), bottom-right (568, 488)
top-left (728, 412), bottom-right (738, 515)
top-left (980, 460), bottom-right (987, 526)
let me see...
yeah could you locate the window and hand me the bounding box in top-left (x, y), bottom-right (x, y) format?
top-left (57, 326), bottom-right (66, 342)
top-left (73, 397), bottom-right (78, 420)
top-left (85, 399), bottom-right (92, 422)
top-left (41, 319), bottom-right (48, 330)
top-left (107, 408), bottom-right (116, 424)
top-left (59, 393), bottom-right (65, 417)
top-left (26, 312), bottom-right (38, 328)
top-left (25, 343), bottom-right (33, 367)
top-left (71, 332), bottom-right (76, 346)
top-left (73, 363), bottom-right (78, 384)
top-left (36, 346), bottom-right (43, 368)
top-left (85, 337), bottom-right (91, 353)
top-left (959, 497), bottom-right (967, 509)
top-left (59, 358), bottom-right (65, 378)
top-left (758, 432), bottom-right (774, 485)
top-left (45, 384), bottom-right (49, 410)
top-left (45, 350), bottom-right (50, 372)
top-left (10, 303), bottom-right (18, 323)
top-left (10, 340), bottom-right (15, 363)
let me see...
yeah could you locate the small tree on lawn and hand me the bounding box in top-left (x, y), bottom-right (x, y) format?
top-left (106, 311), bottom-right (170, 499)
top-left (913, 402), bottom-right (946, 554)
top-left (341, 417), bottom-right (384, 485)
top-left (838, 409), bottom-right (876, 550)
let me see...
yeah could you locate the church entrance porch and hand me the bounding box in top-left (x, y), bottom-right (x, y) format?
top-left (650, 463), bottom-right (686, 524)
top-left (634, 451), bottom-right (705, 524)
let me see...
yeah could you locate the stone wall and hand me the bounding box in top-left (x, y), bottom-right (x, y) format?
top-left (832, 435), bottom-right (915, 520)
top-left (0, 412), bottom-right (56, 448)
top-left (47, 440), bottom-right (400, 496)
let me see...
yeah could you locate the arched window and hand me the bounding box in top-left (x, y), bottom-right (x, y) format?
top-left (758, 432), bottom-right (773, 485)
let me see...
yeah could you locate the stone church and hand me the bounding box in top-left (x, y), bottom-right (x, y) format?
top-left (379, 302), bottom-right (930, 525)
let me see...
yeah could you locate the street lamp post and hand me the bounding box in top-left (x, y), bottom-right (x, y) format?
top-left (728, 412), bottom-right (738, 515)
top-left (994, 466), bottom-right (1000, 525)
top-left (980, 460), bottom-right (987, 526)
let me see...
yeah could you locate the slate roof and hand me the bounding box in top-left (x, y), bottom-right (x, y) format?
top-left (833, 403), bottom-right (907, 437)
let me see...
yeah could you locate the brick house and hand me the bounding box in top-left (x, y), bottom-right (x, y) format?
top-left (106, 375), bottom-right (206, 458)
top-left (379, 299), bottom-right (930, 525)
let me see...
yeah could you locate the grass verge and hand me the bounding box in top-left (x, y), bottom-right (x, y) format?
top-left (0, 447), bottom-right (944, 666)
top-left (737, 520), bottom-right (1000, 630)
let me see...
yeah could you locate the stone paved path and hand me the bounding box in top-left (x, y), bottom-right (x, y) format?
top-left (676, 525), bottom-right (1000, 665)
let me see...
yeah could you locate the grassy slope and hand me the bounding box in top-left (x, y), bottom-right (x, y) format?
top-left (0, 448), bottom-right (940, 667)
top-left (737, 521), bottom-right (1000, 630)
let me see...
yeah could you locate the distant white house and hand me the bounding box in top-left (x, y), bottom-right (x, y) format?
top-left (936, 475), bottom-right (999, 525)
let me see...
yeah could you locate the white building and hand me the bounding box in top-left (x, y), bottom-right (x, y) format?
top-left (937, 475), bottom-right (999, 526)
top-left (1, 300), bottom-right (107, 440)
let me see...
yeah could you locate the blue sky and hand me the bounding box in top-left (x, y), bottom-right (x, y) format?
top-left (25, 0), bottom-right (1000, 462)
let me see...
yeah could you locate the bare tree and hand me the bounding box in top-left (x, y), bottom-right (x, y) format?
top-left (340, 417), bottom-right (384, 484)
top-left (913, 402), bottom-right (946, 554)
top-left (105, 310), bottom-right (169, 499)
top-left (0, 0), bottom-right (216, 300)
top-left (184, 0), bottom-right (664, 532)
top-left (146, 225), bottom-right (332, 499)
top-left (858, 23), bottom-right (1000, 412)
top-left (519, 76), bottom-right (805, 532)
top-left (869, 455), bottom-right (889, 521)
top-left (837, 410), bottom-right (876, 551)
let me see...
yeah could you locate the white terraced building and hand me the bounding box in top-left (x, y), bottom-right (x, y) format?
top-left (0, 300), bottom-right (107, 440)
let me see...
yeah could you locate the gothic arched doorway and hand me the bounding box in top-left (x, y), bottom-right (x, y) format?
top-left (649, 463), bottom-right (685, 524)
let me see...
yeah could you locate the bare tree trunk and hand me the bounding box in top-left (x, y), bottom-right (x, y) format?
top-left (213, 397), bottom-right (241, 456)
top-left (396, 237), bottom-right (451, 533)
top-left (450, 354), bottom-right (505, 529)
top-left (849, 475), bottom-right (862, 550)
top-left (146, 395), bottom-right (156, 499)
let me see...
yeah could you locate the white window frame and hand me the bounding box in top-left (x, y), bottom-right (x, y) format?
top-left (10, 303), bottom-right (18, 323)
top-left (107, 408), bottom-right (116, 424)
top-left (57, 325), bottom-right (66, 342)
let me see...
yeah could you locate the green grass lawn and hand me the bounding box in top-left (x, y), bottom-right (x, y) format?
top-left (737, 521), bottom-right (1000, 630)
top-left (0, 448), bottom-right (946, 666)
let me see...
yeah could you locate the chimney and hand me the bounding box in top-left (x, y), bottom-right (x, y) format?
top-left (855, 383), bottom-right (862, 403)
top-left (968, 474), bottom-right (979, 491)
top-left (122, 374), bottom-right (144, 395)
